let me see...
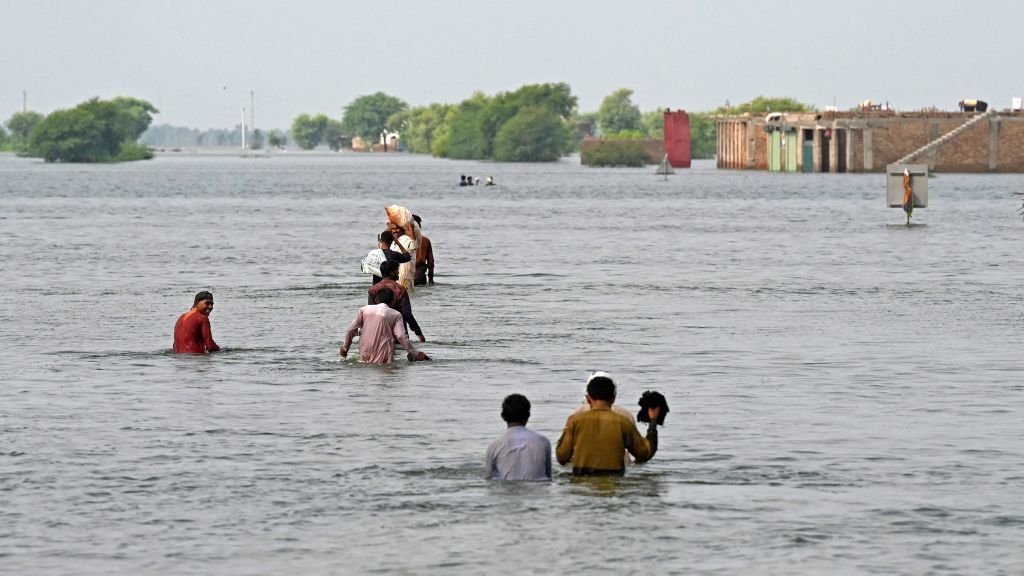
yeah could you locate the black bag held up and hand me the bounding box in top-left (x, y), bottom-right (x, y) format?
top-left (636, 390), bottom-right (669, 425)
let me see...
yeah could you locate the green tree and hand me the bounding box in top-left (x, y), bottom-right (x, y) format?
top-left (598, 88), bottom-right (643, 135)
top-left (341, 92), bottom-right (407, 151)
top-left (111, 97), bottom-right (159, 139)
top-left (29, 97), bottom-right (153, 162)
top-left (641, 109), bottom-right (666, 139)
top-left (388, 103), bottom-right (453, 155)
top-left (716, 96), bottom-right (811, 114)
top-left (6, 110), bottom-right (45, 148)
top-left (439, 83), bottom-right (577, 161)
top-left (689, 112), bottom-right (717, 159)
top-left (250, 128), bottom-right (263, 150)
top-left (291, 113), bottom-right (329, 149)
top-left (480, 83), bottom-right (577, 156)
top-left (267, 131), bottom-right (283, 149)
top-left (504, 82), bottom-right (576, 120)
top-left (493, 107), bottom-right (570, 162)
top-left (0, 124), bottom-right (8, 147)
top-left (441, 92), bottom-right (490, 160)
top-left (323, 119), bottom-right (347, 151)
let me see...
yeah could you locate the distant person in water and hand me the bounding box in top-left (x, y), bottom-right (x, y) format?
top-left (485, 393), bottom-right (552, 481)
top-left (412, 214), bottom-right (434, 286)
top-left (173, 290), bottom-right (221, 354)
top-left (485, 176), bottom-right (495, 186)
top-left (459, 175), bottom-right (468, 187)
top-left (371, 230), bottom-right (411, 285)
top-left (368, 260), bottom-right (425, 342)
top-left (341, 286), bottom-right (429, 364)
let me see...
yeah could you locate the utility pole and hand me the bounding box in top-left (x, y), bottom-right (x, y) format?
top-left (250, 90), bottom-right (255, 138)
top-left (22, 90), bottom-right (27, 112)
top-left (241, 106), bottom-right (247, 149)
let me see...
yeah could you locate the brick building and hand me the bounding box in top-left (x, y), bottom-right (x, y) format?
top-left (715, 110), bottom-right (1024, 173)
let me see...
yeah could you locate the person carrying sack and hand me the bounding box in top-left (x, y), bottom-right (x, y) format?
top-left (360, 230), bottom-right (411, 284)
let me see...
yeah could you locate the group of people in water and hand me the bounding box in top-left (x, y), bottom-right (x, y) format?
top-left (459, 174), bottom-right (495, 186)
top-left (485, 372), bottom-right (669, 479)
top-left (171, 211), bottom-right (436, 362)
top-left (171, 205), bottom-right (668, 478)
top-left (345, 212), bottom-right (434, 362)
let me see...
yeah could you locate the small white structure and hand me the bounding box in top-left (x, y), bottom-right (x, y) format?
top-left (381, 130), bottom-right (400, 149)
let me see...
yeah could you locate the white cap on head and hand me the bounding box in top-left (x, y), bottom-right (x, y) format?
top-left (587, 370), bottom-right (613, 384)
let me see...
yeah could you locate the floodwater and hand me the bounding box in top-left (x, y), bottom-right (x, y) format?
top-left (1, 152), bottom-right (1022, 575)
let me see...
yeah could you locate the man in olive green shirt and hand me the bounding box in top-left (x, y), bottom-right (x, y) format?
top-left (555, 372), bottom-right (660, 475)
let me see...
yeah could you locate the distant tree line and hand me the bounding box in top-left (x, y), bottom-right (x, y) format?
top-left (1, 90), bottom-right (812, 164)
top-left (288, 86), bottom-right (811, 163)
top-left (290, 83), bottom-right (579, 162)
top-left (139, 124), bottom-right (289, 149)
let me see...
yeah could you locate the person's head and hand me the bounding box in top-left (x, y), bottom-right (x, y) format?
top-left (373, 286), bottom-right (394, 306)
top-left (193, 290), bottom-right (214, 315)
top-left (586, 371), bottom-right (616, 404)
top-left (378, 230), bottom-right (394, 247)
top-left (378, 260), bottom-right (399, 280)
top-left (501, 393), bottom-right (531, 426)
top-left (460, 174), bottom-right (466, 181)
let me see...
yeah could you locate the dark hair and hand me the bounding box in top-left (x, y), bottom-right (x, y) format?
top-left (412, 214), bottom-right (422, 225)
top-left (193, 290), bottom-right (213, 305)
top-left (373, 286), bottom-right (394, 305)
top-left (501, 393), bottom-right (531, 424)
top-left (586, 376), bottom-right (616, 402)
top-left (378, 230), bottom-right (394, 244)
top-left (378, 260), bottom-right (399, 278)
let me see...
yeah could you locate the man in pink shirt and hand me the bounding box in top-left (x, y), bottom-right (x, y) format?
top-left (173, 290), bottom-right (221, 354)
top-left (340, 287), bottom-right (429, 364)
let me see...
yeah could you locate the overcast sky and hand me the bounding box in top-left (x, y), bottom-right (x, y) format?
top-left (4, 0), bottom-right (1022, 130)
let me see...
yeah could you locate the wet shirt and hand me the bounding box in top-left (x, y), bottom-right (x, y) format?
top-left (485, 426), bottom-right (552, 481)
top-left (367, 278), bottom-right (421, 337)
top-left (173, 309), bottom-right (220, 354)
top-left (555, 407), bottom-right (657, 474)
top-left (343, 303), bottom-right (418, 364)
top-left (571, 403), bottom-right (636, 468)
